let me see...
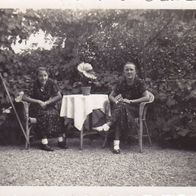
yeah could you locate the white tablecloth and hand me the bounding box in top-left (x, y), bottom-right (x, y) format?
top-left (60, 94), bottom-right (111, 130)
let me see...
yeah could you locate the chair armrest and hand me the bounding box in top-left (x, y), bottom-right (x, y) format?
top-left (23, 102), bottom-right (30, 115)
top-left (19, 101), bottom-right (30, 119)
top-left (15, 91), bottom-right (30, 118)
top-left (139, 91), bottom-right (155, 119)
top-left (139, 102), bottom-right (149, 118)
top-left (139, 101), bottom-right (153, 120)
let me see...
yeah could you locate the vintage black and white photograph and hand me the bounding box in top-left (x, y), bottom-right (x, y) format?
top-left (0, 2), bottom-right (196, 191)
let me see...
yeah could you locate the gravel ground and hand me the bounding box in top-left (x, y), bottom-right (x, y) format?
top-left (0, 138), bottom-right (196, 186)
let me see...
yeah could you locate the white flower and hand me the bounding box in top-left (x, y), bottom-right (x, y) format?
top-left (77, 62), bottom-right (97, 80)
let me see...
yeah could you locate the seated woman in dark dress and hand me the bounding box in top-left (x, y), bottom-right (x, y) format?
top-left (22, 67), bottom-right (67, 151)
top-left (94, 62), bottom-right (150, 154)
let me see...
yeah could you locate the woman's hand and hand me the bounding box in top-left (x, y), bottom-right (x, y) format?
top-left (122, 99), bottom-right (134, 104)
top-left (115, 97), bottom-right (123, 104)
top-left (122, 98), bottom-right (130, 104)
top-left (38, 100), bottom-right (47, 109)
top-left (114, 94), bottom-right (123, 104)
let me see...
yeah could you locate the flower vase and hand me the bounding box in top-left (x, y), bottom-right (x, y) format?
top-left (81, 86), bottom-right (91, 95)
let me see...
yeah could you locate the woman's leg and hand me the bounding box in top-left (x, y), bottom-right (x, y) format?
top-left (36, 111), bottom-right (54, 151)
top-left (113, 125), bottom-right (121, 154)
top-left (47, 111), bottom-right (68, 149)
top-left (112, 103), bottom-right (138, 153)
top-left (56, 117), bottom-right (68, 149)
top-left (111, 103), bottom-right (128, 153)
top-left (57, 133), bottom-right (68, 149)
top-left (40, 137), bottom-right (54, 151)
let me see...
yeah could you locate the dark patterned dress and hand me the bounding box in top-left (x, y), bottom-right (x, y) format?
top-left (111, 76), bottom-right (147, 138)
top-left (29, 79), bottom-right (64, 138)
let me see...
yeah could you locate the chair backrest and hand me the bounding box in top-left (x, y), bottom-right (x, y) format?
top-left (140, 90), bottom-right (154, 120)
top-left (147, 91), bottom-right (155, 103)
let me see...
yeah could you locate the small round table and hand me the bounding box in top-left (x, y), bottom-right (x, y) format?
top-left (60, 94), bottom-right (111, 149)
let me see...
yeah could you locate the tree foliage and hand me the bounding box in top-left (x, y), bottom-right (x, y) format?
top-left (0, 9), bottom-right (196, 146)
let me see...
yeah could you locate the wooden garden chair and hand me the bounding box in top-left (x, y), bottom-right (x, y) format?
top-left (22, 101), bottom-right (37, 149)
top-left (14, 92), bottom-right (36, 149)
top-left (138, 90), bottom-right (154, 152)
top-left (102, 90), bottom-right (155, 153)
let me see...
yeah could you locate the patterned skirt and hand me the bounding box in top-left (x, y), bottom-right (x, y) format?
top-left (31, 105), bottom-right (64, 138)
top-left (110, 102), bottom-right (139, 138)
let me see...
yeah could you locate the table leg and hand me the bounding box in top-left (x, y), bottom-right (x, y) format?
top-left (80, 128), bottom-right (83, 150)
top-left (102, 113), bottom-right (108, 148)
top-left (89, 112), bottom-right (93, 131)
top-left (102, 132), bottom-right (108, 148)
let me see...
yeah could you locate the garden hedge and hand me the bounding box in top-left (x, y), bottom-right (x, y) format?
top-left (0, 9), bottom-right (196, 148)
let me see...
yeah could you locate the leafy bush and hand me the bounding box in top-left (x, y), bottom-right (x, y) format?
top-left (0, 9), bottom-right (196, 148)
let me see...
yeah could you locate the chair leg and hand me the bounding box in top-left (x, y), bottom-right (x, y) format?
top-left (25, 119), bottom-right (30, 149)
top-left (102, 132), bottom-right (108, 148)
top-left (139, 119), bottom-right (143, 153)
top-left (144, 120), bottom-right (152, 146)
top-left (25, 136), bottom-right (30, 149)
top-left (25, 139), bottom-right (29, 149)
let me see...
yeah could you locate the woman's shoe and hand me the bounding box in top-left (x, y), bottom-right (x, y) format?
top-left (41, 144), bottom-right (54, 151)
top-left (92, 125), bottom-right (104, 132)
top-left (93, 123), bottom-right (110, 132)
top-left (58, 141), bottom-right (68, 149)
top-left (113, 140), bottom-right (120, 154)
top-left (102, 124), bottom-right (110, 132)
top-left (113, 148), bottom-right (120, 154)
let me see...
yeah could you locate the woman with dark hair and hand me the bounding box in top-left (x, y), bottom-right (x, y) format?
top-left (22, 67), bottom-right (67, 151)
top-left (94, 62), bottom-right (150, 154)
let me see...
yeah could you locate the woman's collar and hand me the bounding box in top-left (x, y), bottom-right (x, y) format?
top-left (36, 79), bottom-right (49, 88)
top-left (124, 75), bottom-right (137, 85)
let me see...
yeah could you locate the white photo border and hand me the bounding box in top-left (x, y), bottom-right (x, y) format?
top-left (0, 0), bottom-right (196, 195)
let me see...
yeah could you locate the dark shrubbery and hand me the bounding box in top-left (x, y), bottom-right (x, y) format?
top-left (0, 9), bottom-right (196, 148)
